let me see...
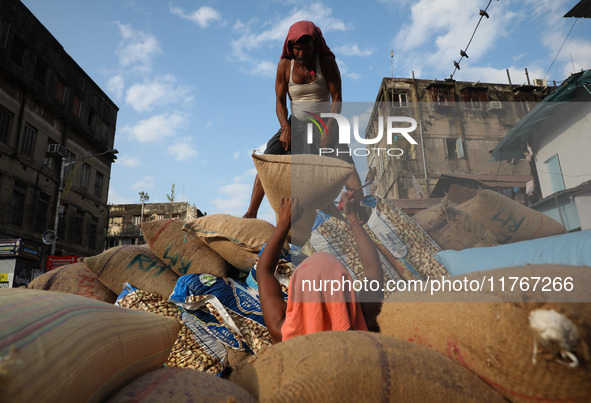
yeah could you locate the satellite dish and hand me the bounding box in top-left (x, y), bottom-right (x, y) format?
top-left (42, 230), bottom-right (57, 245)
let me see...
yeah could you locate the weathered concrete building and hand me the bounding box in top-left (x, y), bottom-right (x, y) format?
top-left (0, 0), bottom-right (118, 275)
top-left (105, 202), bottom-right (204, 248)
top-left (365, 76), bottom-right (553, 203)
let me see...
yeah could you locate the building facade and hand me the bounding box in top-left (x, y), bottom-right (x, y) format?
top-left (365, 76), bottom-right (552, 202)
top-left (0, 0), bottom-right (118, 275)
top-left (105, 202), bottom-right (204, 248)
top-left (492, 70), bottom-right (591, 231)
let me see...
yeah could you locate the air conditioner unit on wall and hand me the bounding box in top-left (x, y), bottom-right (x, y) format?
top-left (487, 101), bottom-right (502, 111)
top-left (46, 143), bottom-right (66, 157)
top-left (533, 78), bottom-right (547, 87)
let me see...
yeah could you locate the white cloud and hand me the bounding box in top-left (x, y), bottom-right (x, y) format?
top-left (167, 137), bottom-right (198, 161)
top-left (118, 155), bottom-right (141, 167)
top-left (209, 168), bottom-right (268, 218)
top-left (122, 112), bottom-right (187, 143)
top-left (107, 188), bottom-right (135, 205)
top-left (131, 176), bottom-right (155, 191)
top-left (115, 22), bottom-right (162, 69)
top-left (334, 44), bottom-right (374, 57)
top-left (532, 6), bottom-right (591, 81)
top-left (392, 0), bottom-right (517, 78)
top-left (230, 4), bottom-right (349, 77)
top-left (125, 74), bottom-right (193, 113)
top-left (336, 58), bottom-right (362, 80)
top-left (171, 6), bottom-right (222, 28)
top-left (107, 75), bottom-right (125, 99)
top-left (211, 183), bottom-right (252, 216)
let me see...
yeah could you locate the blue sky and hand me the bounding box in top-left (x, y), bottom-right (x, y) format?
top-left (21, 0), bottom-right (591, 223)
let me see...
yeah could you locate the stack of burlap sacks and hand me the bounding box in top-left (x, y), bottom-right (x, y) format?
top-left (2, 154), bottom-right (590, 402)
top-left (224, 159), bottom-right (591, 402)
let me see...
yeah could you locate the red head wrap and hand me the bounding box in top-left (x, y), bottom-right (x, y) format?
top-left (280, 21), bottom-right (335, 59)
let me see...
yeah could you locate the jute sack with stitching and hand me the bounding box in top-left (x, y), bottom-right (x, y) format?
top-left (228, 330), bottom-right (505, 402)
top-left (105, 367), bottom-right (256, 403)
top-left (27, 262), bottom-right (117, 303)
top-left (0, 289), bottom-right (180, 403)
top-left (140, 219), bottom-right (227, 277)
top-left (252, 153), bottom-right (355, 246)
top-left (183, 215), bottom-right (281, 271)
top-left (83, 244), bottom-right (179, 297)
top-left (377, 265), bottom-right (591, 403)
top-left (413, 198), bottom-right (498, 250)
top-left (456, 189), bottom-right (565, 244)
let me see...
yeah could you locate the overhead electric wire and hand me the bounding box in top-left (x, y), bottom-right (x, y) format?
top-left (542, 18), bottom-right (579, 81)
top-left (451, 0), bottom-right (494, 79)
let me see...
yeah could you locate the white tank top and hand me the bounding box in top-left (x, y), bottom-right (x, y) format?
top-left (288, 55), bottom-right (331, 120)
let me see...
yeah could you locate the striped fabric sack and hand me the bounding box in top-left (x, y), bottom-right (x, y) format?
top-left (0, 288), bottom-right (181, 403)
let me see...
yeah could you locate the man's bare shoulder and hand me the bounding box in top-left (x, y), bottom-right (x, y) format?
top-left (277, 58), bottom-right (291, 71)
top-left (319, 54), bottom-right (340, 78)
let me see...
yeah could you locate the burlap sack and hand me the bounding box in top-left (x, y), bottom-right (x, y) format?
top-left (228, 331), bottom-right (505, 402)
top-left (0, 289), bottom-right (181, 403)
top-left (27, 262), bottom-right (117, 303)
top-left (83, 244), bottom-right (179, 297)
top-left (252, 153), bottom-right (355, 246)
top-left (183, 214), bottom-right (280, 271)
top-left (140, 219), bottom-right (228, 277)
top-left (413, 198), bottom-right (498, 250)
top-left (105, 367), bottom-right (256, 403)
top-left (378, 265), bottom-right (591, 402)
top-left (457, 189), bottom-right (566, 243)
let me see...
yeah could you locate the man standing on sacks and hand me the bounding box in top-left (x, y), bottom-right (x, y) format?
top-left (244, 20), bottom-right (363, 219)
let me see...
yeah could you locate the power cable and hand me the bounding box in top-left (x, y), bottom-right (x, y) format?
top-left (451, 0), bottom-right (495, 79)
top-left (543, 18), bottom-right (579, 81)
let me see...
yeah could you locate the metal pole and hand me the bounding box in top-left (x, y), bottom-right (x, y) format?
top-left (51, 156), bottom-right (66, 256)
top-left (49, 149), bottom-right (117, 256)
top-left (419, 122), bottom-right (430, 195)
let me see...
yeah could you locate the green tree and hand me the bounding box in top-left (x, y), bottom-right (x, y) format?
top-left (138, 191), bottom-right (149, 203)
top-left (166, 184), bottom-right (176, 202)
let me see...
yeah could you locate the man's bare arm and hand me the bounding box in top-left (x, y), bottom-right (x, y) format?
top-left (275, 59), bottom-right (291, 151)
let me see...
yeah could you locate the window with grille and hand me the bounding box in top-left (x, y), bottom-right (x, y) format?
top-left (389, 92), bottom-right (408, 107)
top-left (462, 89), bottom-right (488, 109)
top-left (0, 105), bottom-right (13, 144)
top-left (445, 138), bottom-right (464, 160)
top-left (88, 216), bottom-right (98, 249)
top-left (94, 172), bottom-right (104, 198)
top-left (34, 193), bottom-right (50, 233)
top-left (9, 36), bottom-right (25, 66)
top-left (73, 209), bottom-right (85, 244)
top-left (132, 215), bottom-right (141, 225)
top-left (9, 182), bottom-right (26, 226)
top-left (20, 124), bottom-right (37, 156)
top-left (79, 163), bottom-right (90, 189)
top-left (430, 88), bottom-right (454, 106)
top-left (56, 80), bottom-right (67, 103)
top-left (33, 59), bottom-right (47, 86)
top-left (72, 95), bottom-right (82, 117)
top-left (516, 93), bottom-right (535, 115)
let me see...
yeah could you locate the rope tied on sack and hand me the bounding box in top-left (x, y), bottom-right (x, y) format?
top-left (529, 309), bottom-right (580, 368)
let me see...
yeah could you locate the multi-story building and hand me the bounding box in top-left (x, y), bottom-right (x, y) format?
top-left (365, 76), bottom-right (553, 203)
top-left (0, 0), bottom-right (118, 277)
top-left (105, 202), bottom-right (205, 248)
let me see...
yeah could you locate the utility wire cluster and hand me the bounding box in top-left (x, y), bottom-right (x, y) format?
top-left (450, 0), bottom-right (497, 80)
